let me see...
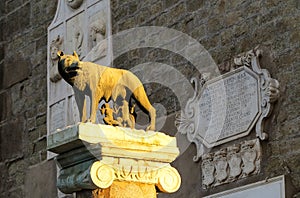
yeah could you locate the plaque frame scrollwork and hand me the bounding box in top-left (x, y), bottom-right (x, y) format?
top-left (176, 47), bottom-right (279, 161)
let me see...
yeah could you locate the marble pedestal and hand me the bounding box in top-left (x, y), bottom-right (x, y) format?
top-left (47, 123), bottom-right (181, 197)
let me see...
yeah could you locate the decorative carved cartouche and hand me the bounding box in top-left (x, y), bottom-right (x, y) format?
top-left (201, 139), bottom-right (261, 189)
top-left (176, 47), bottom-right (280, 161)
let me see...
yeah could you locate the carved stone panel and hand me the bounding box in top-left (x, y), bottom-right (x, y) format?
top-left (201, 139), bottom-right (261, 189)
top-left (197, 66), bottom-right (260, 147)
top-left (47, 0), bottom-right (112, 138)
top-left (176, 48), bottom-right (279, 161)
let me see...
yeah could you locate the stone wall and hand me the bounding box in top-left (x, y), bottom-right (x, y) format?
top-left (0, 0), bottom-right (58, 197)
top-left (0, 0), bottom-right (299, 197)
top-left (110, 0), bottom-right (300, 197)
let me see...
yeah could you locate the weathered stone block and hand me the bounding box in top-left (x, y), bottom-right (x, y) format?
top-left (0, 163), bottom-right (8, 194)
top-left (207, 17), bottom-right (223, 34)
top-left (28, 129), bottom-right (39, 142)
top-left (4, 2), bottom-right (30, 37)
top-left (113, 5), bottom-right (128, 22)
top-left (36, 34), bottom-right (47, 51)
top-left (136, 8), bottom-right (150, 25)
top-left (4, 14), bottom-right (18, 38)
top-left (9, 188), bottom-right (25, 197)
top-left (150, 1), bottom-right (163, 17)
top-left (191, 24), bottom-right (206, 40)
top-left (168, 3), bottom-right (185, 24)
top-left (186, 0), bottom-right (204, 12)
top-left (8, 159), bottom-right (26, 187)
top-left (0, 19), bottom-right (3, 41)
top-left (164, 0), bottom-right (181, 9)
top-left (3, 56), bottom-right (30, 88)
top-left (6, 0), bottom-right (23, 14)
top-left (0, 44), bottom-right (4, 61)
top-left (38, 123), bottom-right (47, 137)
top-left (46, 0), bottom-right (58, 17)
top-left (0, 1), bottom-right (5, 16)
top-left (0, 117), bottom-right (24, 160)
top-left (0, 91), bottom-right (11, 122)
top-left (36, 114), bottom-right (46, 127)
top-left (33, 137), bottom-right (47, 153)
top-left (24, 160), bottom-right (57, 198)
top-left (224, 11), bottom-right (243, 27)
top-left (119, 17), bottom-right (135, 31)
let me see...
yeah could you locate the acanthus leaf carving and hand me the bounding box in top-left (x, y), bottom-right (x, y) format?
top-left (175, 75), bottom-right (208, 162)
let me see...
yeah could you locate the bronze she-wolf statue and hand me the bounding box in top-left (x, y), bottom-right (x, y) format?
top-left (56, 51), bottom-right (156, 131)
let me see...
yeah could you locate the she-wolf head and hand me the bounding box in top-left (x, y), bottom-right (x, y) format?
top-left (56, 50), bottom-right (80, 65)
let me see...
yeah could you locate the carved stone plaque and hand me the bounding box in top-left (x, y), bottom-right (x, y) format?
top-left (176, 48), bottom-right (280, 161)
top-left (198, 66), bottom-right (260, 147)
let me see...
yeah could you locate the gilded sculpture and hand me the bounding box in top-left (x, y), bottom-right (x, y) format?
top-left (57, 50), bottom-right (156, 130)
top-left (100, 103), bottom-right (120, 126)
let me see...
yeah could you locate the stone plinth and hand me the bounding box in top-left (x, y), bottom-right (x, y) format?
top-left (47, 123), bottom-right (181, 197)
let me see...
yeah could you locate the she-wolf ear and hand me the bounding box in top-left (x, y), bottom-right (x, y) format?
top-left (73, 51), bottom-right (79, 60)
top-left (57, 50), bottom-right (64, 58)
